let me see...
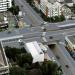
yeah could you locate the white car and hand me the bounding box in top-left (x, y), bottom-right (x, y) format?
top-left (43, 22), bottom-right (48, 25)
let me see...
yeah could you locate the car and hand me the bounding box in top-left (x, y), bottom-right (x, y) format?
top-left (65, 65), bottom-right (69, 68)
top-left (43, 22), bottom-right (48, 25)
top-left (56, 55), bottom-right (60, 59)
top-left (41, 22), bottom-right (48, 26)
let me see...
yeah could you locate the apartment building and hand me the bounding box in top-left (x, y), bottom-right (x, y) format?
top-left (47, 1), bottom-right (62, 17)
top-left (0, 0), bottom-right (12, 12)
top-left (34, 0), bottom-right (62, 17)
top-left (40, 0), bottom-right (47, 15)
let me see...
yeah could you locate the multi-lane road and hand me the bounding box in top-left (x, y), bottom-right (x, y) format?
top-left (49, 44), bottom-right (75, 75)
top-left (15, 0), bottom-right (43, 26)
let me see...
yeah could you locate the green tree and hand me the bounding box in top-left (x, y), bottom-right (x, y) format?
top-left (28, 69), bottom-right (42, 75)
top-left (23, 63), bottom-right (31, 69)
top-left (26, 0), bottom-right (33, 5)
top-left (10, 65), bottom-right (26, 75)
top-left (5, 46), bottom-right (26, 61)
top-left (8, 0), bottom-right (20, 15)
top-left (54, 16), bottom-right (59, 22)
top-left (16, 53), bottom-right (33, 67)
top-left (59, 15), bottom-right (65, 21)
top-left (8, 5), bottom-right (20, 15)
top-left (33, 62), bottom-right (41, 69)
top-left (40, 60), bottom-right (62, 75)
top-left (12, 0), bottom-right (15, 6)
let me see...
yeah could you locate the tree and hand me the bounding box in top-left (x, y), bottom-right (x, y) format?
top-left (23, 63), bottom-right (31, 69)
top-left (5, 46), bottom-right (13, 59)
top-left (8, 0), bottom-right (20, 15)
top-left (8, 5), bottom-right (20, 15)
top-left (59, 15), bottom-right (65, 21)
top-left (54, 16), bottom-right (59, 22)
top-left (40, 60), bottom-right (62, 75)
top-left (33, 62), bottom-right (41, 69)
top-left (10, 65), bottom-right (26, 75)
top-left (28, 69), bottom-right (42, 75)
top-left (5, 46), bottom-right (26, 61)
top-left (26, 0), bottom-right (33, 5)
top-left (16, 53), bottom-right (33, 67)
top-left (12, 0), bottom-right (15, 6)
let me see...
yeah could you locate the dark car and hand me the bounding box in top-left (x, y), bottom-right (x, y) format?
top-left (65, 65), bottom-right (69, 68)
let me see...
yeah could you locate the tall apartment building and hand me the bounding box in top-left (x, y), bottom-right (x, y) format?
top-left (40, 0), bottom-right (47, 15)
top-left (34, 0), bottom-right (62, 17)
top-left (0, 0), bottom-right (12, 12)
top-left (40, 0), bottom-right (62, 17)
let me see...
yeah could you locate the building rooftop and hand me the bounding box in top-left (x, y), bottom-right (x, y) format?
top-left (25, 41), bottom-right (43, 58)
top-left (0, 43), bottom-right (6, 67)
top-left (67, 35), bottom-right (75, 44)
top-left (0, 42), bottom-right (9, 74)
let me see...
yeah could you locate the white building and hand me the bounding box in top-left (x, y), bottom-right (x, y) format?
top-left (40, 0), bottom-right (48, 15)
top-left (65, 35), bottom-right (75, 51)
top-left (37, 0), bottom-right (62, 17)
top-left (25, 41), bottom-right (44, 63)
top-left (0, 0), bottom-right (12, 12)
top-left (47, 1), bottom-right (62, 17)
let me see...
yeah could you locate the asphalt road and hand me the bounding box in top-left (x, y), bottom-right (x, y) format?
top-left (1, 27), bottom-right (75, 75)
top-left (1, 26), bottom-right (75, 42)
top-left (15, 0), bottom-right (43, 26)
top-left (48, 44), bottom-right (75, 75)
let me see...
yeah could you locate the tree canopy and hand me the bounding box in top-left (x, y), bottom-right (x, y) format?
top-left (8, 0), bottom-right (20, 15)
top-left (40, 60), bottom-right (62, 75)
top-left (10, 65), bottom-right (26, 75)
top-left (5, 46), bottom-right (62, 75)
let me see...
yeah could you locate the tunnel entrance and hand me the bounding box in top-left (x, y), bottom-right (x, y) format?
top-left (48, 44), bottom-right (56, 49)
